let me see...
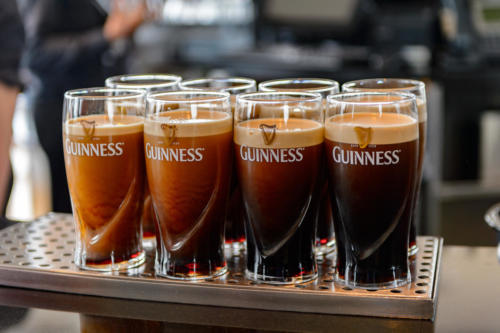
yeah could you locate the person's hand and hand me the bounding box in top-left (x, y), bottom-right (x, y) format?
top-left (103, 0), bottom-right (147, 41)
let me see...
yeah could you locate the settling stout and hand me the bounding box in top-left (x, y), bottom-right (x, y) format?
top-left (145, 108), bottom-right (232, 279)
top-left (64, 114), bottom-right (145, 269)
top-left (235, 117), bottom-right (323, 283)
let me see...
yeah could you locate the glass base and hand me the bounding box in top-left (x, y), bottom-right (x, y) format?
top-left (142, 235), bottom-right (156, 251)
top-left (245, 269), bottom-right (318, 285)
top-left (409, 244), bottom-right (419, 257)
top-left (76, 250), bottom-right (146, 272)
top-left (156, 264), bottom-right (228, 281)
top-left (335, 271), bottom-right (411, 290)
top-left (314, 238), bottom-right (336, 256)
top-left (224, 240), bottom-right (246, 257)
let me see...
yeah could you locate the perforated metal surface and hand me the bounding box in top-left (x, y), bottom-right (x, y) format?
top-left (0, 213), bottom-right (442, 319)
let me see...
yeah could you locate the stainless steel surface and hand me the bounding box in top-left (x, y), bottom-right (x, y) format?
top-left (0, 213), bottom-right (442, 320)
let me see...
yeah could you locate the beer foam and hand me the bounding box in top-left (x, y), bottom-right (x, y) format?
top-left (325, 112), bottom-right (418, 145)
top-left (234, 118), bottom-right (323, 148)
top-left (145, 110), bottom-right (232, 137)
top-left (64, 114), bottom-right (143, 136)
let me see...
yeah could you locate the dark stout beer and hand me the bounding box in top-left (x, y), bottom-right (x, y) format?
top-left (235, 117), bottom-right (323, 283)
top-left (145, 109), bottom-right (232, 279)
top-left (64, 114), bottom-right (145, 269)
top-left (325, 111), bottom-right (418, 287)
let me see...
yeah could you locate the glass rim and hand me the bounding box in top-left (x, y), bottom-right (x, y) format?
top-left (147, 90), bottom-right (231, 104)
top-left (327, 91), bottom-right (417, 106)
top-left (179, 77), bottom-right (256, 92)
top-left (342, 78), bottom-right (425, 93)
top-left (237, 91), bottom-right (322, 104)
top-left (258, 78), bottom-right (340, 93)
top-left (64, 87), bottom-right (146, 101)
top-left (105, 73), bottom-right (181, 89)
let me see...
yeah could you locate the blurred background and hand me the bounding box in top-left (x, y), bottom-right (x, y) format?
top-left (5, 0), bottom-right (500, 247)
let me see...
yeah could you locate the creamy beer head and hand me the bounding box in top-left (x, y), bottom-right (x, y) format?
top-left (145, 110), bottom-right (232, 138)
top-left (64, 114), bottom-right (143, 137)
top-left (325, 112), bottom-right (418, 145)
top-left (235, 118), bottom-right (323, 148)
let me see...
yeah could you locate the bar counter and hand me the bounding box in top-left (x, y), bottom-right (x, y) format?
top-left (0, 245), bottom-right (497, 332)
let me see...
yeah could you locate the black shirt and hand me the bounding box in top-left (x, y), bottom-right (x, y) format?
top-left (21, 0), bottom-right (127, 99)
top-left (0, 0), bottom-right (24, 88)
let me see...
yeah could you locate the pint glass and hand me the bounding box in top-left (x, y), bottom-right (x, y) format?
top-left (145, 91), bottom-right (232, 280)
top-left (235, 92), bottom-right (323, 284)
top-left (105, 74), bottom-right (182, 248)
top-left (342, 79), bottom-right (426, 257)
top-left (180, 77), bottom-right (256, 255)
top-left (325, 92), bottom-right (419, 288)
top-left (258, 78), bottom-right (339, 256)
top-left (63, 88), bottom-right (146, 271)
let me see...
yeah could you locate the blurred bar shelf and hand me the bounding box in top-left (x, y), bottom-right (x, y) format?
top-left (434, 180), bottom-right (500, 201)
top-left (0, 213), bottom-right (442, 320)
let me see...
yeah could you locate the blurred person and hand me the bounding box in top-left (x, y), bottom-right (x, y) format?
top-left (19, 0), bottom-right (148, 213)
top-left (0, 0), bottom-right (24, 218)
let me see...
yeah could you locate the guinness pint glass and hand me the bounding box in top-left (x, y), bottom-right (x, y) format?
top-left (145, 91), bottom-right (232, 280)
top-left (259, 78), bottom-right (339, 256)
top-left (105, 74), bottom-right (182, 249)
top-left (342, 79), bottom-right (426, 257)
top-left (180, 77), bottom-right (256, 255)
top-left (63, 88), bottom-right (146, 271)
top-left (235, 92), bottom-right (323, 284)
top-left (325, 92), bottom-right (419, 289)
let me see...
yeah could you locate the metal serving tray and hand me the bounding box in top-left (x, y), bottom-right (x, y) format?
top-left (0, 213), bottom-right (442, 320)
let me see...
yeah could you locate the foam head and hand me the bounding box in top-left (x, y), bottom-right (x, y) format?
top-left (145, 110), bottom-right (232, 138)
top-left (325, 112), bottom-right (418, 145)
top-left (235, 118), bottom-right (324, 148)
top-left (64, 114), bottom-right (144, 136)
